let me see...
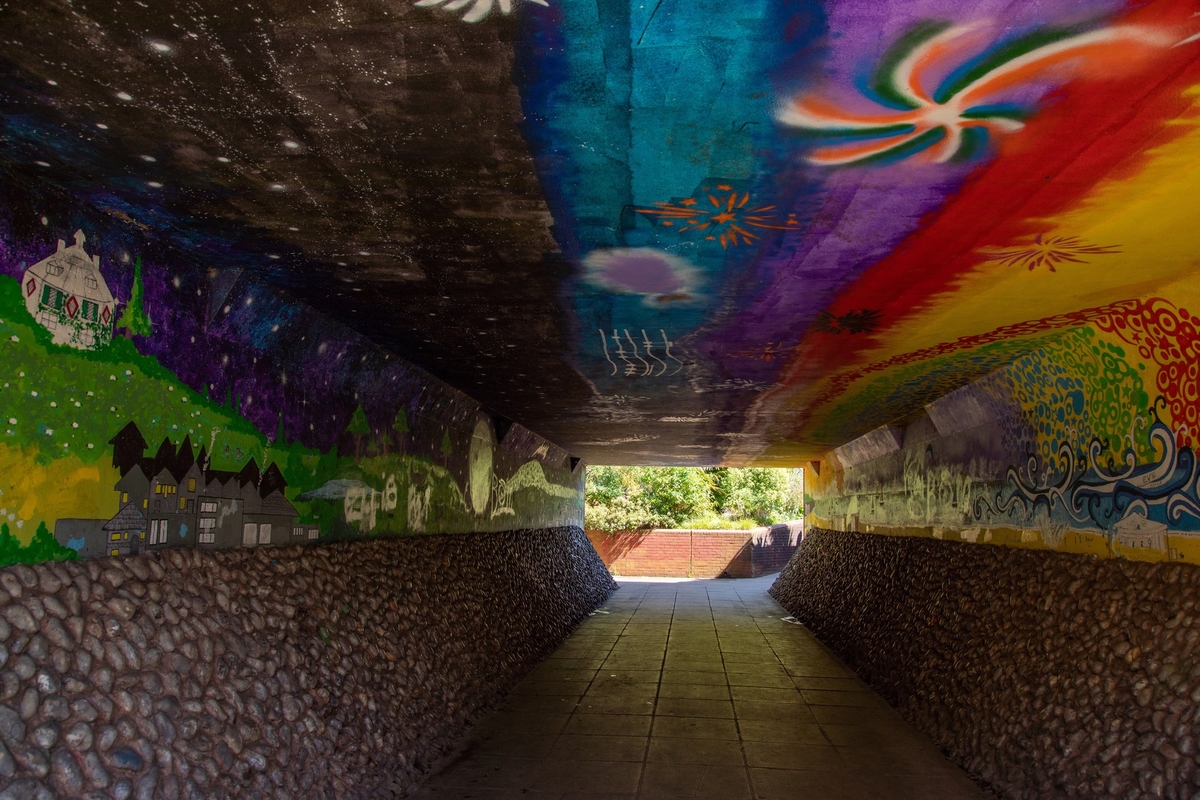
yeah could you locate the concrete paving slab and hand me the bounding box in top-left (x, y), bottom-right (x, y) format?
top-left (420, 575), bottom-right (988, 800)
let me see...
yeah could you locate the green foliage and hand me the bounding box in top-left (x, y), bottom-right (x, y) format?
top-left (0, 523), bottom-right (77, 567)
top-left (392, 408), bottom-right (409, 435)
top-left (585, 466), bottom-right (708, 531)
top-left (0, 275), bottom-right (265, 468)
top-left (0, 524), bottom-right (22, 566)
top-left (711, 468), bottom-right (802, 526)
top-left (440, 430), bottom-right (453, 458)
top-left (346, 405), bottom-right (370, 437)
top-left (115, 257), bottom-right (152, 337)
top-left (637, 467), bottom-right (714, 525)
top-left (585, 466), bottom-right (802, 531)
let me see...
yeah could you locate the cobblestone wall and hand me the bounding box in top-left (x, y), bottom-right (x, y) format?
top-left (771, 528), bottom-right (1200, 800)
top-left (0, 527), bottom-right (614, 799)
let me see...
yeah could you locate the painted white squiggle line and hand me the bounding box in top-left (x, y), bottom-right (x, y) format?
top-left (625, 330), bottom-right (650, 376)
top-left (641, 330), bottom-right (667, 376)
top-left (661, 330), bottom-right (684, 376)
top-left (598, 328), bottom-right (617, 376)
top-left (611, 329), bottom-right (634, 376)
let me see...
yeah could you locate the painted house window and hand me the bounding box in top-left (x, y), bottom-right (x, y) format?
top-left (81, 300), bottom-right (99, 321)
top-left (155, 483), bottom-right (177, 496)
top-left (142, 499), bottom-right (148, 508)
top-left (40, 284), bottom-right (64, 309)
top-left (38, 311), bottom-right (58, 330)
top-left (308, 527), bottom-right (319, 540)
top-left (178, 497), bottom-right (187, 511)
top-left (188, 478), bottom-right (197, 492)
top-left (46, 263), bottom-right (63, 277)
top-left (149, 519), bottom-right (168, 545)
top-left (258, 523), bottom-right (272, 545)
top-left (292, 526), bottom-right (304, 538)
top-left (121, 492), bottom-right (129, 504)
top-left (199, 500), bottom-right (217, 513)
top-left (85, 274), bottom-right (98, 290)
top-left (199, 517), bottom-right (216, 544)
top-left (110, 532), bottom-right (121, 542)
top-left (110, 549), bottom-right (119, 557)
top-left (242, 523), bottom-right (257, 546)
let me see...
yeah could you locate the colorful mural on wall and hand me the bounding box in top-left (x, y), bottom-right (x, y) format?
top-left (805, 309), bottom-right (1200, 563)
top-left (2, 0), bottom-right (1200, 563)
top-left (0, 212), bottom-right (583, 566)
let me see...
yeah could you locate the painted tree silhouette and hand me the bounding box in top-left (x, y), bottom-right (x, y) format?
top-left (115, 256), bottom-right (152, 338)
top-left (392, 408), bottom-right (409, 455)
top-left (346, 405), bottom-right (370, 459)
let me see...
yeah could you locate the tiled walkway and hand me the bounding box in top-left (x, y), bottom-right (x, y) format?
top-left (415, 576), bottom-right (986, 800)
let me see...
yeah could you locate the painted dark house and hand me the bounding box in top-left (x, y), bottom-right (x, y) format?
top-left (56, 423), bottom-right (314, 558)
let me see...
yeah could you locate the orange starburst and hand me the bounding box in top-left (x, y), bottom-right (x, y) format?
top-left (980, 234), bottom-right (1121, 271)
top-left (637, 188), bottom-right (799, 249)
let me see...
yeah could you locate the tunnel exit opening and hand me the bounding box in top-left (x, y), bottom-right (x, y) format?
top-left (584, 467), bottom-right (805, 579)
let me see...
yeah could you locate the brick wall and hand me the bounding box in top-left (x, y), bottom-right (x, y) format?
top-left (587, 523), bottom-right (801, 578)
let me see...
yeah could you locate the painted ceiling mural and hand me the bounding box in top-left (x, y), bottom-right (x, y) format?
top-left (0, 0), bottom-right (1199, 543)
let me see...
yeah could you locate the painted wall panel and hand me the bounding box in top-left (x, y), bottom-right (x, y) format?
top-left (0, 195), bottom-right (583, 567)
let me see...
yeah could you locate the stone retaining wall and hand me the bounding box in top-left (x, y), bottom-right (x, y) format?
top-left (0, 527), bottom-right (615, 799)
top-left (770, 528), bottom-right (1200, 800)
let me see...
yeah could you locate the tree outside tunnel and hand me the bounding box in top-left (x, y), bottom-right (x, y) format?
top-left (584, 466), bottom-right (803, 532)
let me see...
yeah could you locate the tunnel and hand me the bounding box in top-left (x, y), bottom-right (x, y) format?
top-left (0, 0), bottom-right (1198, 798)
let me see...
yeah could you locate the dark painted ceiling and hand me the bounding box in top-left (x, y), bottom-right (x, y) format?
top-left (2, 0), bottom-right (1199, 464)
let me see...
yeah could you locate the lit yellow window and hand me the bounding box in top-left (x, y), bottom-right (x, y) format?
top-left (110, 532), bottom-right (121, 542)
top-left (155, 484), bottom-right (162, 495)
top-left (122, 492), bottom-right (129, 503)
top-left (123, 532), bottom-right (129, 540)
top-left (188, 478), bottom-right (196, 492)
top-left (142, 499), bottom-right (148, 508)
top-left (110, 549), bottom-right (119, 557)
top-left (179, 497), bottom-right (187, 511)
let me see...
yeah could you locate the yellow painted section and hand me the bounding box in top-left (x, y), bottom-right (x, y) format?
top-left (810, 513), bottom-right (1123, 559)
top-left (1055, 531), bottom-right (1114, 558)
top-left (0, 444), bottom-right (120, 544)
top-left (1112, 540), bottom-right (1167, 562)
top-left (1167, 535), bottom-right (1200, 565)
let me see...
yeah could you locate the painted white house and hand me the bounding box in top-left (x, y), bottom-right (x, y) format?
top-left (1114, 512), bottom-right (1168, 552)
top-left (22, 230), bottom-right (115, 350)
